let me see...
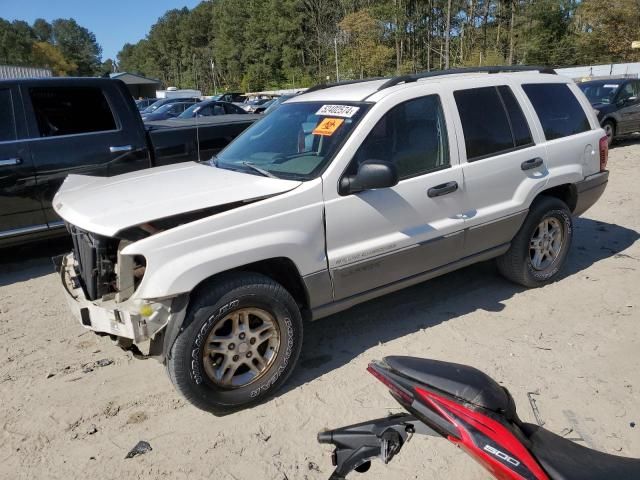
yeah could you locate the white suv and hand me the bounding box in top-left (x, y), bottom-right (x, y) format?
top-left (54, 66), bottom-right (609, 413)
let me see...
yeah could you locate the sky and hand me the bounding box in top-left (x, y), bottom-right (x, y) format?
top-left (3, 0), bottom-right (202, 61)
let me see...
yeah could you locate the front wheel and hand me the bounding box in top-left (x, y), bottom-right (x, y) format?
top-left (497, 197), bottom-right (573, 288)
top-left (167, 272), bottom-right (303, 415)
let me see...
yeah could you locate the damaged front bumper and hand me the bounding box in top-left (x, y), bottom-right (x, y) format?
top-left (54, 253), bottom-right (185, 349)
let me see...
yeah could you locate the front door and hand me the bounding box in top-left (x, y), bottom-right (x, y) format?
top-left (0, 85), bottom-right (46, 238)
top-left (21, 84), bottom-right (149, 224)
top-left (615, 81), bottom-right (640, 135)
top-left (324, 95), bottom-right (465, 300)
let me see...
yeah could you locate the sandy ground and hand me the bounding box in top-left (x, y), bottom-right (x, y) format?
top-left (1, 142), bottom-right (639, 480)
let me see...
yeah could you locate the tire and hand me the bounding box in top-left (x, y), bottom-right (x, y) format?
top-left (496, 196), bottom-right (573, 288)
top-left (603, 120), bottom-right (615, 147)
top-left (167, 272), bottom-right (303, 415)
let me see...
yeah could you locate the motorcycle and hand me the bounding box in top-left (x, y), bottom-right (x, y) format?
top-left (318, 356), bottom-right (640, 479)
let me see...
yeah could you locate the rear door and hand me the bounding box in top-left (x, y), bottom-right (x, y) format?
top-left (22, 81), bottom-right (150, 224)
top-left (0, 84), bottom-right (46, 238)
top-left (453, 85), bottom-right (549, 257)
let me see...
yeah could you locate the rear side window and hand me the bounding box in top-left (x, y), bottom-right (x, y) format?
top-left (224, 103), bottom-right (244, 114)
top-left (0, 89), bottom-right (17, 142)
top-left (454, 86), bottom-right (532, 161)
top-left (351, 95), bottom-right (449, 180)
top-left (522, 84), bottom-right (590, 140)
top-left (29, 87), bottom-right (117, 137)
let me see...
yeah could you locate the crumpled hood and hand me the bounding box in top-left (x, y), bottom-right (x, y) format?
top-left (53, 162), bottom-right (301, 237)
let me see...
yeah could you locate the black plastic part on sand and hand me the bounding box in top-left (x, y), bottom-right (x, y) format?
top-left (125, 441), bottom-right (152, 459)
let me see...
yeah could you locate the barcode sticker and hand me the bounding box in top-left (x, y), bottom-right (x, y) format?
top-left (315, 105), bottom-right (360, 118)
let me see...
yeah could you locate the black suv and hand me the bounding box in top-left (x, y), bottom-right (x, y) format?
top-left (579, 78), bottom-right (640, 145)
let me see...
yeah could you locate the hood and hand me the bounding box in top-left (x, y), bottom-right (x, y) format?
top-left (53, 162), bottom-right (301, 237)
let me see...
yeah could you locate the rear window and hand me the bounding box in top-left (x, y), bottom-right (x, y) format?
top-left (454, 86), bottom-right (532, 161)
top-left (29, 87), bottom-right (117, 137)
top-left (0, 89), bottom-right (17, 142)
top-left (522, 84), bottom-right (590, 140)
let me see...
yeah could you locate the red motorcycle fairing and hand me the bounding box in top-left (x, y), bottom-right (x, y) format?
top-left (415, 387), bottom-right (549, 480)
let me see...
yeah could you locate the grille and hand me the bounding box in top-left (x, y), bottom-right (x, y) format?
top-left (67, 224), bottom-right (116, 301)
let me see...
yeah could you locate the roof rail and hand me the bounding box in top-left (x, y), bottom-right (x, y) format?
top-left (301, 65), bottom-right (555, 97)
top-left (376, 65), bottom-right (556, 91)
top-left (302, 76), bottom-right (386, 95)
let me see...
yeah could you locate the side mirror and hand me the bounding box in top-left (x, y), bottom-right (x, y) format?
top-left (339, 160), bottom-right (399, 195)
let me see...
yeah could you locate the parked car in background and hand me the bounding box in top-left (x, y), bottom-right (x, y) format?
top-left (141, 101), bottom-right (197, 121)
top-left (578, 78), bottom-right (640, 145)
top-left (0, 77), bottom-right (257, 246)
top-left (242, 98), bottom-right (271, 113)
top-left (142, 97), bottom-right (201, 115)
top-left (53, 66), bottom-right (608, 414)
top-left (263, 94), bottom-right (295, 114)
top-left (253, 98), bottom-right (275, 113)
top-left (135, 98), bottom-right (156, 111)
top-left (178, 100), bottom-right (247, 119)
top-left (216, 92), bottom-right (246, 103)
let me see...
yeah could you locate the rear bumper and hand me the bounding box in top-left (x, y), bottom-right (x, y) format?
top-left (573, 170), bottom-right (609, 217)
top-left (55, 252), bottom-right (175, 343)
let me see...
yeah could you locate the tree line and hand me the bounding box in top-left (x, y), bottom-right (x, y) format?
top-left (117, 0), bottom-right (640, 93)
top-left (2, 1), bottom-right (640, 93)
top-left (0, 17), bottom-right (106, 76)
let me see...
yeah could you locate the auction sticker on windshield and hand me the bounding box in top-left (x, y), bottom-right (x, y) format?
top-left (316, 105), bottom-right (360, 118)
top-left (313, 118), bottom-right (344, 136)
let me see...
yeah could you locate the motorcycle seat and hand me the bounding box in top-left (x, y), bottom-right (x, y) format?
top-left (522, 423), bottom-right (640, 480)
top-left (383, 356), bottom-right (513, 416)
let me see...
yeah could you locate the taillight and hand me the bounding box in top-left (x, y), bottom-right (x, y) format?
top-left (367, 363), bottom-right (413, 404)
top-left (599, 135), bottom-right (608, 171)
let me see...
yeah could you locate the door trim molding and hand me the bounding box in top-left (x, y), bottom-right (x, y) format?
top-left (0, 223), bottom-right (49, 239)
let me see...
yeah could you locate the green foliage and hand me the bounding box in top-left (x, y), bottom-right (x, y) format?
top-left (0, 17), bottom-right (101, 76)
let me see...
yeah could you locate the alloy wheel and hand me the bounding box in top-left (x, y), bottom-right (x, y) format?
top-left (202, 307), bottom-right (280, 388)
top-left (529, 217), bottom-right (564, 271)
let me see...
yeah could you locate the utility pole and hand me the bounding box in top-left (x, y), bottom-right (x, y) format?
top-left (210, 59), bottom-right (217, 95)
top-left (445, 0), bottom-right (452, 69)
top-left (334, 36), bottom-right (340, 82)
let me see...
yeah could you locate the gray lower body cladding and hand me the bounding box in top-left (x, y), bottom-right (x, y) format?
top-left (306, 210), bottom-right (527, 320)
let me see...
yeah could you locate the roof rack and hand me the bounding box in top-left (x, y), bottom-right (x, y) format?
top-left (376, 65), bottom-right (556, 91)
top-left (301, 65), bottom-right (555, 96)
top-left (303, 76), bottom-right (387, 95)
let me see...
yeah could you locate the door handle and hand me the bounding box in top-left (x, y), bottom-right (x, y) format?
top-left (521, 157), bottom-right (544, 171)
top-left (0, 157), bottom-right (22, 167)
top-left (110, 145), bottom-right (133, 153)
top-left (427, 181), bottom-right (458, 198)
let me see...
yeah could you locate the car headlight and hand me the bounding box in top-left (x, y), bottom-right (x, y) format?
top-left (593, 109), bottom-right (600, 116)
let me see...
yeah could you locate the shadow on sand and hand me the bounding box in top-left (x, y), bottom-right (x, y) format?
top-left (281, 216), bottom-right (639, 397)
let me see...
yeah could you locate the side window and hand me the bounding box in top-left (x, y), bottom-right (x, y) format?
top-left (213, 105), bottom-right (225, 115)
top-left (29, 87), bottom-right (117, 137)
top-left (497, 86), bottom-right (533, 147)
top-left (224, 103), bottom-right (242, 114)
top-left (522, 83), bottom-right (590, 141)
top-left (454, 86), bottom-right (520, 161)
top-left (618, 83), bottom-right (635, 102)
top-left (0, 89), bottom-right (17, 142)
top-left (351, 95), bottom-right (449, 180)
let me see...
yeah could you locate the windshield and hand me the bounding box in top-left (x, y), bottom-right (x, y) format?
top-left (179, 103), bottom-right (202, 118)
top-left (144, 99), bottom-right (166, 112)
top-left (153, 104), bottom-right (174, 114)
top-left (579, 82), bottom-right (621, 104)
top-left (215, 101), bottom-right (370, 180)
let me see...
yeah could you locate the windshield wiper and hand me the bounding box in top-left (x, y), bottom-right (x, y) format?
top-left (241, 161), bottom-right (278, 178)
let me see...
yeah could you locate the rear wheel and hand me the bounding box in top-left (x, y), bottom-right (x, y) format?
top-left (603, 120), bottom-right (615, 147)
top-left (167, 272), bottom-right (303, 415)
top-left (497, 197), bottom-right (573, 288)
